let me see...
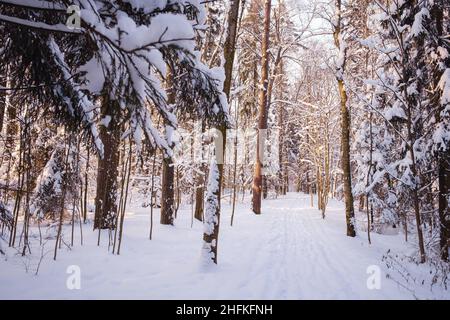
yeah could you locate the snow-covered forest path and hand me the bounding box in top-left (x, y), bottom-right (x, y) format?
top-left (214, 194), bottom-right (412, 299)
top-left (0, 193), bottom-right (441, 299)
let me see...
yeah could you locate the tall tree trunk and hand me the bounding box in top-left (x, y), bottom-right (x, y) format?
top-left (403, 87), bottom-right (426, 262)
top-left (83, 147), bottom-right (89, 223)
top-left (438, 151), bottom-right (450, 261)
top-left (431, 0), bottom-right (449, 261)
top-left (333, 0), bottom-right (356, 237)
top-left (338, 79), bottom-right (356, 237)
top-left (283, 163), bottom-right (288, 194)
top-left (194, 122), bottom-right (206, 221)
top-left (252, 0), bottom-right (271, 215)
top-left (408, 146), bottom-right (426, 263)
top-left (231, 100), bottom-right (239, 226)
top-left (160, 131), bottom-right (175, 225)
top-left (277, 100), bottom-right (285, 195)
top-left (322, 136), bottom-right (331, 216)
top-left (149, 149), bottom-right (157, 239)
top-left (194, 174), bottom-right (205, 221)
top-left (339, 80), bottom-right (356, 237)
top-left (94, 95), bottom-right (121, 230)
top-left (2, 89), bottom-right (17, 202)
top-left (160, 66), bottom-right (176, 226)
top-left (223, 0), bottom-right (241, 99)
top-left (276, 61), bottom-right (286, 196)
top-left (202, 158), bottom-right (220, 264)
top-left (220, 0), bottom-right (241, 182)
top-left (201, 0), bottom-right (241, 262)
top-left (174, 166), bottom-right (181, 218)
top-left (0, 74), bottom-right (5, 133)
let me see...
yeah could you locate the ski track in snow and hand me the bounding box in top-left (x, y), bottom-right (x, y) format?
top-left (0, 193), bottom-right (448, 299)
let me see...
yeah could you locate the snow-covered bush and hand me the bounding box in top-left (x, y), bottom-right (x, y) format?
top-left (32, 137), bottom-right (80, 221)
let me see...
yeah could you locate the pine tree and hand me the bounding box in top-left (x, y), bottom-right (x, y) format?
top-left (252, 0), bottom-right (271, 215)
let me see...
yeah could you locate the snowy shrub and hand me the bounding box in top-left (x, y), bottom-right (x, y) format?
top-left (383, 250), bottom-right (450, 295)
top-left (32, 138), bottom-right (80, 221)
top-left (0, 202), bottom-right (13, 231)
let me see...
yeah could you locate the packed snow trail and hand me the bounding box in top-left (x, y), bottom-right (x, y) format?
top-left (210, 194), bottom-right (409, 299)
top-left (0, 193), bottom-right (447, 299)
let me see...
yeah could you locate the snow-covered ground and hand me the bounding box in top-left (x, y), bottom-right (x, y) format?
top-left (0, 193), bottom-right (448, 299)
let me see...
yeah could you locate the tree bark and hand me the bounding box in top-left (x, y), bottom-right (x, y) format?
top-left (334, 0), bottom-right (356, 237)
top-left (194, 122), bottom-right (206, 221)
top-left (274, 59), bottom-right (287, 196)
top-left (252, 0), bottom-right (271, 215)
top-left (338, 80), bottom-right (356, 237)
top-left (0, 74), bottom-right (5, 133)
top-left (160, 133), bottom-right (175, 225)
top-left (160, 66), bottom-right (176, 226)
top-left (431, 0), bottom-right (449, 261)
top-left (231, 101), bottom-right (239, 226)
top-left (194, 177), bottom-right (204, 221)
top-left (223, 0), bottom-right (241, 99)
top-left (202, 0), bottom-right (241, 262)
top-left (94, 95), bottom-right (121, 230)
top-left (277, 96), bottom-right (285, 195)
top-left (202, 159), bottom-right (220, 264)
top-left (403, 78), bottom-right (426, 262)
top-left (220, 0), bottom-right (241, 191)
top-left (2, 89), bottom-right (17, 201)
top-left (438, 151), bottom-right (450, 261)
